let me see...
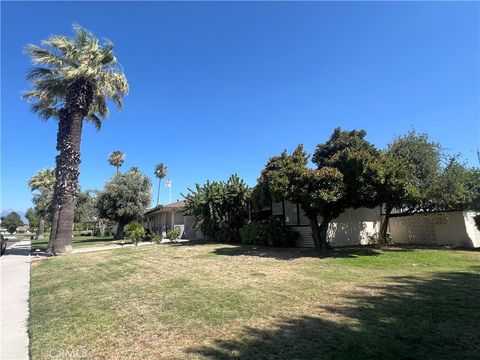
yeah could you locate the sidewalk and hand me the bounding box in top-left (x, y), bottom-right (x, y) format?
top-left (1, 240), bottom-right (31, 360)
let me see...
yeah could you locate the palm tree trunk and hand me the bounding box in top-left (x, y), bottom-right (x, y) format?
top-left (37, 218), bottom-right (45, 239)
top-left (48, 79), bottom-right (93, 254)
top-left (157, 179), bottom-right (161, 205)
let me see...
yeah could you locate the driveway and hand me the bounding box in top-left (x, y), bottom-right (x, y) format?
top-left (0, 239), bottom-right (31, 360)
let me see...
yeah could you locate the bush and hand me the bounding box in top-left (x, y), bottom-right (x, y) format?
top-left (124, 222), bottom-right (145, 246)
top-left (166, 229), bottom-right (181, 241)
top-left (241, 218), bottom-right (299, 247)
top-left (214, 228), bottom-right (236, 243)
top-left (152, 232), bottom-right (163, 244)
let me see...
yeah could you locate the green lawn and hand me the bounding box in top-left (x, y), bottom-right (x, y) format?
top-left (31, 236), bottom-right (121, 251)
top-left (29, 242), bottom-right (480, 359)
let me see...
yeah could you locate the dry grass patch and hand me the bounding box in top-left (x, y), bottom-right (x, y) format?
top-left (30, 242), bottom-right (480, 359)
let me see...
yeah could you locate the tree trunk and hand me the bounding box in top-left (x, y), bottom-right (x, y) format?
top-left (37, 218), bottom-right (45, 239)
top-left (115, 220), bottom-right (127, 240)
top-left (380, 204), bottom-right (393, 242)
top-left (157, 179), bottom-right (161, 205)
top-left (318, 218), bottom-right (332, 251)
top-left (310, 216), bottom-right (321, 250)
top-left (47, 79), bottom-right (93, 254)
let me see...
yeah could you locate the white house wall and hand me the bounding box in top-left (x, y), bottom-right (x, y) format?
top-left (293, 207), bottom-right (381, 248)
top-left (389, 211), bottom-right (479, 248)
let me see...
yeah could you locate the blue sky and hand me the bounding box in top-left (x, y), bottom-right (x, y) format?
top-left (1, 1), bottom-right (479, 212)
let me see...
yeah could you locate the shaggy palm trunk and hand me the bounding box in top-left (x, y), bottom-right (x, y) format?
top-left (48, 79), bottom-right (93, 254)
top-left (37, 218), bottom-right (45, 239)
top-left (380, 204), bottom-right (393, 242)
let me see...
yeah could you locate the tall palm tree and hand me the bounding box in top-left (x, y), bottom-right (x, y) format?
top-left (28, 168), bottom-right (55, 239)
top-left (23, 25), bottom-right (128, 254)
top-left (154, 163), bottom-right (168, 206)
top-left (108, 150), bottom-right (125, 173)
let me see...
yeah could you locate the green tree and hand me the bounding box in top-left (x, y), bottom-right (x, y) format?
top-left (387, 130), bottom-right (442, 212)
top-left (436, 157), bottom-right (480, 211)
top-left (183, 174), bottom-right (250, 242)
top-left (25, 208), bottom-right (39, 231)
top-left (124, 222), bottom-right (145, 246)
top-left (75, 189), bottom-right (99, 226)
top-left (1, 212), bottom-right (24, 234)
top-left (28, 168), bottom-right (55, 239)
top-left (154, 163), bottom-right (167, 206)
top-left (96, 168), bottom-right (152, 239)
top-left (258, 128), bottom-right (381, 250)
top-left (24, 25), bottom-right (128, 254)
top-left (108, 150), bottom-right (125, 173)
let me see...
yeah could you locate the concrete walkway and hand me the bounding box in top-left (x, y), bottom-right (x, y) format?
top-left (1, 240), bottom-right (31, 360)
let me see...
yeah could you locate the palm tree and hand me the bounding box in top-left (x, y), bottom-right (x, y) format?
top-left (154, 163), bottom-right (167, 206)
top-left (28, 168), bottom-right (55, 239)
top-left (108, 150), bottom-right (125, 173)
top-left (23, 25), bottom-right (128, 254)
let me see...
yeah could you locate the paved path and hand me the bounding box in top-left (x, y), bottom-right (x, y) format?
top-left (1, 240), bottom-right (31, 360)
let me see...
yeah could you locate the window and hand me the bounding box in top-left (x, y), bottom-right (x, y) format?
top-left (272, 202), bottom-right (283, 216)
top-left (299, 206), bottom-right (310, 226)
top-left (284, 201), bottom-right (298, 226)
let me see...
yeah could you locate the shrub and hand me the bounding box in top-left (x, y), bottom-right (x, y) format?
top-left (124, 222), bottom-right (145, 246)
top-left (214, 228), bottom-right (236, 243)
top-left (166, 229), bottom-right (181, 241)
top-left (152, 232), bottom-right (163, 244)
top-left (241, 218), bottom-right (299, 247)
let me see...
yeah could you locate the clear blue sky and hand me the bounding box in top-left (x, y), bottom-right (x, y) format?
top-left (1, 1), bottom-right (479, 212)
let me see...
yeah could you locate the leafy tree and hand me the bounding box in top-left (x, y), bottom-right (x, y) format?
top-left (387, 130), bottom-right (442, 212)
top-left (436, 157), bottom-right (480, 211)
top-left (183, 174), bottom-right (250, 242)
top-left (108, 150), bottom-right (125, 173)
top-left (154, 163), bottom-right (167, 205)
top-left (96, 167), bottom-right (152, 239)
top-left (258, 128), bottom-right (381, 250)
top-left (1, 212), bottom-right (24, 234)
top-left (24, 25), bottom-right (128, 254)
top-left (28, 168), bottom-right (55, 239)
top-left (123, 222), bottom-right (145, 246)
top-left (377, 152), bottom-right (419, 240)
top-left (25, 208), bottom-right (39, 230)
top-left (74, 189), bottom-right (100, 225)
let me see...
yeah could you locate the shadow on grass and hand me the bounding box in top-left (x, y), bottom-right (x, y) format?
top-left (188, 269), bottom-right (480, 360)
top-left (211, 245), bottom-right (382, 260)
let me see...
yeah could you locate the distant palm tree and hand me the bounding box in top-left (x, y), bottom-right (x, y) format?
top-left (108, 150), bottom-right (125, 173)
top-left (23, 25), bottom-right (129, 254)
top-left (28, 168), bottom-right (55, 239)
top-left (154, 163), bottom-right (168, 206)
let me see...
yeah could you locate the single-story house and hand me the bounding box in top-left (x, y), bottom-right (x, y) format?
top-left (143, 200), bottom-right (197, 239)
top-left (143, 200), bottom-right (480, 249)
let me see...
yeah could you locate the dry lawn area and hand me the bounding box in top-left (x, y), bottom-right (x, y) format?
top-left (29, 242), bottom-right (480, 359)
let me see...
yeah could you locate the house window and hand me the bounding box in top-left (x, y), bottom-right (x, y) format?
top-left (284, 201), bottom-right (299, 226)
top-left (272, 202), bottom-right (283, 216)
top-left (299, 206), bottom-right (310, 226)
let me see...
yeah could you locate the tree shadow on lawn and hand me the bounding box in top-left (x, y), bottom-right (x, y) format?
top-left (211, 245), bottom-right (383, 260)
top-left (188, 269), bottom-right (480, 360)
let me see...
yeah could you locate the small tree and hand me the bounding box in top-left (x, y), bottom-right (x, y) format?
top-left (183, 174), bottom-right (250, 242)
top-left (96, 167), bottom-right (152, 239)
top-left (124, 222), bottom-right (145, 246)
top-left (25, 208), bottom-right (39, 231)
top-left (154, 163), bottom-right (167, 206)
top-left (75, 189), bottom-right (99, 229)
top-left (1, 212), bottom-right (24, 234)
top-left (28, 168), bottom-right (55, 239)
top-left (258, 128), bottom-right (381, 250)
top-left (108, 150), bottom-right (125, 173)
